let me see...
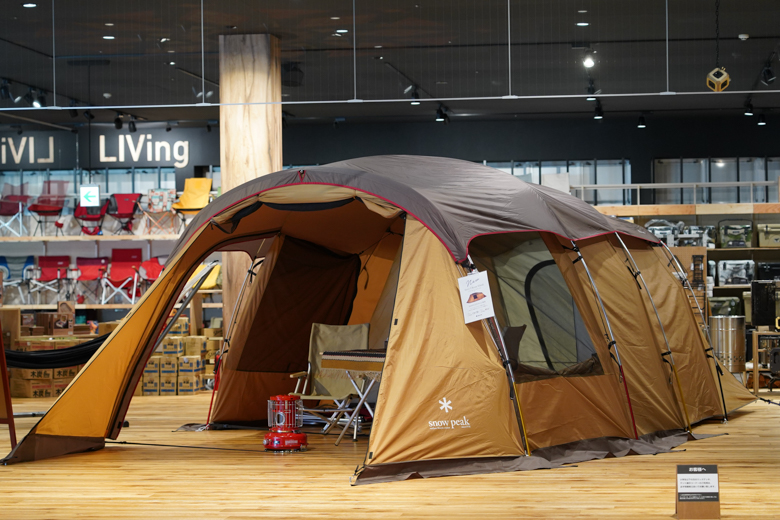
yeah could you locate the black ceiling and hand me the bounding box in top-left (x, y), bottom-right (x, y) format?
top-left (1, 0), bottom-right (780, 129)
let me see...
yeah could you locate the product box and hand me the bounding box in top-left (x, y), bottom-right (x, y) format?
top-left (160, 355), bottom-right (178, 375)
top-left (98, 320), bottom-right (122, 336)
top-left (52, 366), bottom-right (80, 379)
top-left (52, 378), bottom-right (73, 397)
top-left (142, 375), bottom-right (160, 396)
top-left (167, 317), bottom-right (190, 335)
top-left (10, 379), bottom-right (52, 398)
top-left (202, 328), bottom-right (223, 338)
top-left (144, 356), bottom-right (161, 376)
top-left (160, 374), bottom-right (177, 395)
top-left (204, 363), bottom-right (215, 377)
top-left (36, 312), bottom-right (74, 336)
top-left (12, 339), bottom-right (54, 352)
top-left (162, 336), bottom-right (184, 356)
top-left (177, 374), bottom-right (201, 395)
top-left (21, 313), bottom-right (36, 327)
top-left (178, 355), bottom-right (202, 374)
top-left (10, 368), bottom-right (52, 380)
top-left (183, 336), bottom-right (206, 357)
top-left (57, 301), bottom-right (76, 315)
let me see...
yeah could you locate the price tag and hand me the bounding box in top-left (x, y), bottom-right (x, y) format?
top-left (457, 271), bottom-right (495, 324)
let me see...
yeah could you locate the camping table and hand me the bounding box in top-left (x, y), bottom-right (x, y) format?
top-left (320, 349), bottom-right (386, 446)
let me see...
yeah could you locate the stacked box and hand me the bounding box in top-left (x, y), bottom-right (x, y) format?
top-left (160, 355), bottom-right (178, 375)
top-left (52, 366), bottom-right (80, 379)
top-left (98, 321), bottom-right (122, 336)
top-left (145, 356), bottom-right (161, 376)
top-left (52, 378), bottom-right (73, 397)
top-left (161, 336), bottom-right (183, 356)
top-left (178, 355), bottom-right (202, 374)
top-left (142, 377), bottom-right (160, 396)
top-left (167, 317), bottom-right (189, 335)
top-left (202, 328), bottom-right (223, 338)
top-left (205, 338), bottom-right (222, 360)
top-left (10, 368), bottom-right (52, 380)
top-left (36, 312), bottom-right (74, 336)
top-left (177, 374), bottom-right (201, 394)
top-left (11, 379), bottom-right (52, 398)
top-left (183, 336), bottom-right (207, 357)
top-left (160, 374), bottom-right (177, 395)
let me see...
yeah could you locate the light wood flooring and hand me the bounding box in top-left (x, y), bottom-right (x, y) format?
top-left (0, 391), bottom-right (779, 519)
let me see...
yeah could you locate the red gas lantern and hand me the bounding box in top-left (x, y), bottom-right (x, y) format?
top-left (263, 395), bottom-right (308, 452)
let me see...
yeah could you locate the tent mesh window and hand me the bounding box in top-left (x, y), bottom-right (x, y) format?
top-left (470, 232), bottom-right (603, 383)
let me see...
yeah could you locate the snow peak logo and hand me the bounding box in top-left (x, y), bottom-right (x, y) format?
top-left (428, 397), bottom-right (471, 430)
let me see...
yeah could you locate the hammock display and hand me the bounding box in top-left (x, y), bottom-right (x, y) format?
top-left (4, 334), bottom-right (108, 369)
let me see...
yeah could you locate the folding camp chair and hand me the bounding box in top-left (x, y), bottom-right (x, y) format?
top-left (28, 180), bottom-right (69, 236)
top-left (0, 255), bottom-right (34, 304)
top-left (108, 193), bottom-right (142, 234)
top-left (171, 178), bottom-right (212, 228)
top-left (0, 183), bottom-right (30, 236)
top-left (138, 256), bottom-right (165, 292)
top-left (73, 198), bottom-right (109, 236)
top-left (290, 323), bottom-right (369, 435)
top-left (101, 249), bottom-right (142, 304)
top-left (139, 188), bottom-right (178, 235)
top-left (28, 256), bottom-right (70, 303)
top-left (70, 256), bottom-right (109, 304)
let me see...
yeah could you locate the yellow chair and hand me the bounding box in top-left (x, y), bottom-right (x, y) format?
top-left (171, 178), bottom-right (212, 227)
top-left (188, 263), bottom-right (221, 290)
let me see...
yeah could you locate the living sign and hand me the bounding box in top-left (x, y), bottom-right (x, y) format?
top-left (0, 136), bottom-right (56, 165)
top-left (99, 134), bottom-right (189, 168)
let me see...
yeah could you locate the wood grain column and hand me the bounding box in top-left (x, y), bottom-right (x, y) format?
top-left (219, 34), bottom-right (282, 330)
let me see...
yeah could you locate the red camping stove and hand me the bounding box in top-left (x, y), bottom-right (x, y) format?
top-left (263, 395), bottom-right (308, 452)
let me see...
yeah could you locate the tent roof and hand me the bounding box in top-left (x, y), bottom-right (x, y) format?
top-left (171, 155), bottom-right (659, 262)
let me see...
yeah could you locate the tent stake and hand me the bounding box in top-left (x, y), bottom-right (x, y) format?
top-left (464, 257), bottom-right (531, 456)
top-left (569, 240), bottom-right (640, 440)
top-left (614, 233), bottom-right (692, 432)
top-left (659, 242), bottom-right (729, 422)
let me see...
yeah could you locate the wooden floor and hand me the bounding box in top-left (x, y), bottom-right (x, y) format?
top-left (0, 392), bottom-right (779, 519)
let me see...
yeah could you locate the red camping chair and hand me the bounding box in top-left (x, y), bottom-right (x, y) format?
top-left (108, 193), bottom-right (141, 234)
top-left (73, 198), bottom-right (109, 236)
top-left (138, 257), bottom-right (165, 292)
top-left (101, 249), bottom-right (142, 304)
top-left (29, 256), bottom-right (70, 303)
top-left (70, 256), bottom-right (109, 304)
top-left (0, 183), bottom-right (31, 236)
top-left (28, 180), bottom-right (69, 236)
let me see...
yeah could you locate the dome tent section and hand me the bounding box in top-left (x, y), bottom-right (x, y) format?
top-left (2, 156), bottom-right (753, 483)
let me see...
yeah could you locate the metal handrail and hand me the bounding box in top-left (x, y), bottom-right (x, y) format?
top-left (570, 180), bottom-right (778, 205)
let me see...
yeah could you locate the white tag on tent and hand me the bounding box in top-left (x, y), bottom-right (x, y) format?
top-left (457, 271), bottom-right (495, 324)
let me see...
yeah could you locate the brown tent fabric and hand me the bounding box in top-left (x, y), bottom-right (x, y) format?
top-left (363, 219), bottom-right (524, 467)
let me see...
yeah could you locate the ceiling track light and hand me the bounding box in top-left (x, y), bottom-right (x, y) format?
top-left (83, 110), bottom-right (94, 121)
top-left (21, 88), bottom-right (34, 107)
top-left (128, 118), bottom-right (137, 132)
top-left (758, 114), bottom-right (767, 126)
top-left (33, 90), bottom-right (46, 108)
top-left (435, 105), bottom-right (450, 124)
top-left (744, 103), bottom-right (754, 116)
top-left (0, 80), bottom-right (10, 101)
top-left (583, 50), bottom-right (595, 68)
top-left (593, 102), bottom-right (604, 120)
top-left (114, 113), bottom-right (123, 130)
top-left (637, 115), bottom-right (647, 129)
top-left (165, 123), bottom-right (172, 132)
top-left (410, 88), bottom-right (420, 105)
top-left (761, 65), bottom-right (776, 86)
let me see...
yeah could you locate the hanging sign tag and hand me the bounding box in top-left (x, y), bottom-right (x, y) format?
top-left (458, 271), bottom-right (495, 324)
top-left (676, 464), bottom-right (720, 519)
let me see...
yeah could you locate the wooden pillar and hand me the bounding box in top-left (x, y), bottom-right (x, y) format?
top-left (219, 34), bottom-right (282, 331)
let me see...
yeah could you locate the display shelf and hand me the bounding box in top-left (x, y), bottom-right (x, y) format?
top-left (3, 303), bottom-right (134, 310)
top-left (0, 234), bottom-right (180, 243)
top-left (594, 203), bottom-right (780, 217)
top-left (712, 285), bottom-right (752, 290)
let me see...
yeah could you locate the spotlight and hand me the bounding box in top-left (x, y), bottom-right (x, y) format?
top-left (744, 103), bottom-right (754, 116)
top-left (758, 114), bottom-right (767, 126)
top-left (206, 124), bottom-right (212, 132)
top-left (593, 102), bottom-right (603, 120)
top-left (34, 90), bottom-right (46, 108)
top-left (0, 80), bottom-right (10, 100)
top-left (637, 115), bottom-right (646, 129)
top-left (69, 101), bottom-right (78, 118)
top-left (435, 107), bottom-right (449, 123)
top-left (586, 81), bottom-right (597, 101)
top-left (21, 88), bottom-right (34, 106)
top-left (165, 123), bottom-right (172, 132)
top-left (761, 66), bottom-right (776, 86)
top-left (583, 51), bottom-right (595, 68)
top-left (410, 88), bottom-right (420, 105)
top-left (114, 113), bottom-right (123, 130)
top-left (83, 110), bottom-right (94, 121)
top-left (128, 119), bottom-right (137, 132)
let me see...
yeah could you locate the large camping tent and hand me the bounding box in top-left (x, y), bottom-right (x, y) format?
top-left (3, 155), bottom-right (754, 483)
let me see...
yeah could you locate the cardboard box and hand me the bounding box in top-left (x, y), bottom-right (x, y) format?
top-left (36, 312), bottom-right (74, 336)
top-left (142, 375), bottom-right (160, 396)
top-left (21, 313), bottom-right (35, 326)
top-left (162, 336), bottom-right (183, 356)
top-left (52, 366), bottom-right (79, 379)
top-left (10, 379), bottom-right (52, 398)
top-left (160, 374), bottom-right (177, 395)
top-left (11, 368), bottom-right (52, 380)
top-left (98, 321), bottom-right (122, 336)
top-left (202, 328), bottom-right (223, 338)
top-left (145, 356), bottom-right (161, 376)
top-left (52, 378), bottom-right (73, 397)
top-left (134, 380), bottom-right (143, 396)
top-left (178, 355), bottom-right (202, 374)
top-left (183, 336), bottom-right (206, 357)
top-left (177, 374), bottom-right (201, 395)
top-left (205, 337), bottom-right (222, 350)
top-left (167, 317), bottom-right (189, 335)
top-left (12, 339), bottom-right (54, 352)
top-left (204, 363), bottom-right (215, 377)
top-left (160, 355), bottom-right (178, 375)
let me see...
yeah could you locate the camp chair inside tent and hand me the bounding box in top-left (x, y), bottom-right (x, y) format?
top-left (187, 262), bottom-right (221, 299)
top-left (290, 323), bottom-right (370, 434)
top-left (139, 188), bottom-right (178, 234)
top-left (171, 178), bottom-right (212, 228)
top-left (108, 193), bottom-right (141, 234)
top-left (28, 180), bottom-right (69, 236)
top-left (101, 249), bottom-right (142, 304)
top-left (70, 256), bottom-right (109, 304)
top-left (0, 255), bottom-right (34, 304)
top-left (0, 183), bottom-right (30, 236)
top-left (29, 256), bottom-right (70, 303)
top-left (73, 198), bottom-right (109, 236)
top-left (138, 257), bottom-right (165, 292)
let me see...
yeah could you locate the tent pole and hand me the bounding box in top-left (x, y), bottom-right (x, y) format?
top-left (614, 233), bottom-right (692, 432)
top-left (568, 240), bottom-right (640, 439)
top-left (464, 257), bottom-right (531, 456)
top-left (206, 242), bottom-right (267, 425)
top-left (659, 242), bottom-right (729, 422)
